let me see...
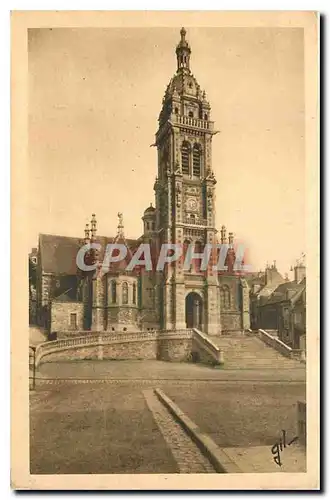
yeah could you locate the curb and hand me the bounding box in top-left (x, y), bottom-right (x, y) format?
top-left (154, 388), bottom-right (242, 474)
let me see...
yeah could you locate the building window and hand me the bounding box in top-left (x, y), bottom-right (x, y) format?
top-left (204, 113), bottom-right (208, 121)
top-left (220, 286), bottom-right (231, 310)
top-left (111, 280), bottom-right (117, 303)
top-left (175, 107), bottom-right (179, 114)
top-left (122, 282), bottom-right (129, 305)
top-left (183, 239), bottom-right (191, 261)
top-left (181, 141), bottom-right (190, 175)
top-left (188, 111), bottom-right (194, 118)
top-left (194, 241), bottom-right (203, 272)
top-left (70, 313), bottom-right (77, 330)
top-left (193, 144), bottom-right (201, 177)
top-left (133, 283), bottom-right (137, 305)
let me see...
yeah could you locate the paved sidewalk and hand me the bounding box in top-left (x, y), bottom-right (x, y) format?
top-left (222, 444), bottom-right (306, 473)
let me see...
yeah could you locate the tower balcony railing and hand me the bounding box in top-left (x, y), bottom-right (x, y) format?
top-left (172, 114), bottom-right (214, 131)
top-left (183, 216), bottom-right (208, 226)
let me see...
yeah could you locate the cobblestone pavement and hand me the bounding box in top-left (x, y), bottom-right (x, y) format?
top-left (35, 378), bottom-right (304, 387)
top-left (37, 359), bottom-right (306, 383)
top-left (30, 376), bottom-right (305, 474)
top-left (143, 389), bottom-right (215, 473)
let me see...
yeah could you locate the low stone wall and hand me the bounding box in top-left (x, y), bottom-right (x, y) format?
top-left (221, 312), bottom-right (242, 334)
top-left (36, 331), bottom-right (194, 366)
top-left (102, 340), bottom-right (157, 360)
top-left (157, 336), bottom-right (192, 362)
top-left (35, 329), bottom-right (223, 367)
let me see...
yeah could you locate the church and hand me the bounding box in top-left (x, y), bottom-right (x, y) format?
top-left (34, 28), bottom-right (250, 337)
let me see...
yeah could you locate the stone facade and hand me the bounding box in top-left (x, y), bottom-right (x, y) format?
top-left (35, 28), bottom-right (250, 338)
top-left (51, 301), bottom-right (84, 333)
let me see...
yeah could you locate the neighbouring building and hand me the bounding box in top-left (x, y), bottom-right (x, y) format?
top-left (250, 257), bottom-right (306, 350)
top-left (33, 28), bottom-right (251, 337)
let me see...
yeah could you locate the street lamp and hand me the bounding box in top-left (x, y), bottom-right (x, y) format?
top-left (29, 346), bottom-right (36, 390)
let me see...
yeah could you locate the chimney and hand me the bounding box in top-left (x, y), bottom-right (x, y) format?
top-left (286, 288), bottom-right (297, 300)
top-left (294, 264), bottom-right (306, 284)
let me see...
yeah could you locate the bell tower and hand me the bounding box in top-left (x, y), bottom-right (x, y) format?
top-left (154, 28), bottom-right (220, 334)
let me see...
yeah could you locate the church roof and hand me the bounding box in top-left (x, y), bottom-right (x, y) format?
top-left (38, 233), bottom-right (140, 276)
top-left (39, 234), bottom-right (82, 275)
top-left (144, 203), bottom-right (156, 215)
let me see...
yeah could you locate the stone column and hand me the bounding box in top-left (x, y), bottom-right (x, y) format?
top-left (91, 275), bottom-right (105, 331)
top-left (240, 278), bottom-right (250, 331)
top-left (205, 280), bottom-right (220, 335)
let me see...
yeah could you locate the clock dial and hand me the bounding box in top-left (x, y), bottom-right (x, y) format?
top-left (186, 197), bottom-right (198, 212)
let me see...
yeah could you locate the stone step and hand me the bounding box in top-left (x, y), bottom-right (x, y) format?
top-left (207, 335), bottom-right (301, 369)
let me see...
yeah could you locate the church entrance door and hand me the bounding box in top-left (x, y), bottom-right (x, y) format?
top-left (185, 292), bottom-right (203, 329)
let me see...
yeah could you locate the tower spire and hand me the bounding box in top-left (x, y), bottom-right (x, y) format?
top-left (117, 212), bottom-right (125, 239)
top-left (176, 27), bottom-right (191, 73)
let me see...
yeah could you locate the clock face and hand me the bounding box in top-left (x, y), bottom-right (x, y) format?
top-left (186, 197), bottom-right (198, 212)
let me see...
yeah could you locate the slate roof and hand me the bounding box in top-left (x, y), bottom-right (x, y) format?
top-left (262, 280), bottom-right (306, 306)
top-left (38, 233), bottom-right (141, 276)
top-left (39, 234), bottom-right (82, 275)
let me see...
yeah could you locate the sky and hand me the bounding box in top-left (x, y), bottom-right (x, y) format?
top-left (28, 27), bottom-right (305, 276)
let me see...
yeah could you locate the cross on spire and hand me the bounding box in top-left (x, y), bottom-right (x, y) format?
top-left (176, 27), bottom-right (191, 72)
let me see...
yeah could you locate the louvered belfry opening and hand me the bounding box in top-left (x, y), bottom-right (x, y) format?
top-left (181, 141), bottom-right (190, 175)
top-left (193, 144), bottom-right (201, 177)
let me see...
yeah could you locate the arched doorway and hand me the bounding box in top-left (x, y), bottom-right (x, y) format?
top-left (185, 292), bottom-right (203, 329)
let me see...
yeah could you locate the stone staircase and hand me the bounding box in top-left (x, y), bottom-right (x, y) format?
top-left (208, 335), bottom-right (302, 370)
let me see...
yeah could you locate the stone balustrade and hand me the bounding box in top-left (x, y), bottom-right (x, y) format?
top-left (35, 329), bottom-right (195, 367)
top-left (34, 328), bottom-right (223, 367)
top-left (173, 114), bottom-right (214, 131)
top-left (192, 328), bottom-right (224, 365)
top-left (258, 329), bottom-right (305, 361)
top-left (183, 216), bottom-right (208, 226)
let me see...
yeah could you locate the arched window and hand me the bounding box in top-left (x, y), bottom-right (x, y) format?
top-left (220, 285), bottom-right (231, 310)
top-left (111, 280), bottom-right (117, 304)
top-left (132, 283), bottom-right (137, 305)
top-left (122, 282), bottom-right (128, 305)
top-left (183, 239), bottom-right (191, 268)
top-left (194, 241), bottom-right (203, 272)
top-left (193, 144), bottom-right (201, 177)
top-left (188, 111), bottom-right (194, 118)
top-left (181, 141), bottom-right (190, 175)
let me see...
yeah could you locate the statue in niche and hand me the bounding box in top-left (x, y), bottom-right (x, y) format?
top-left (207, 190), bottom-right (213, 211)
